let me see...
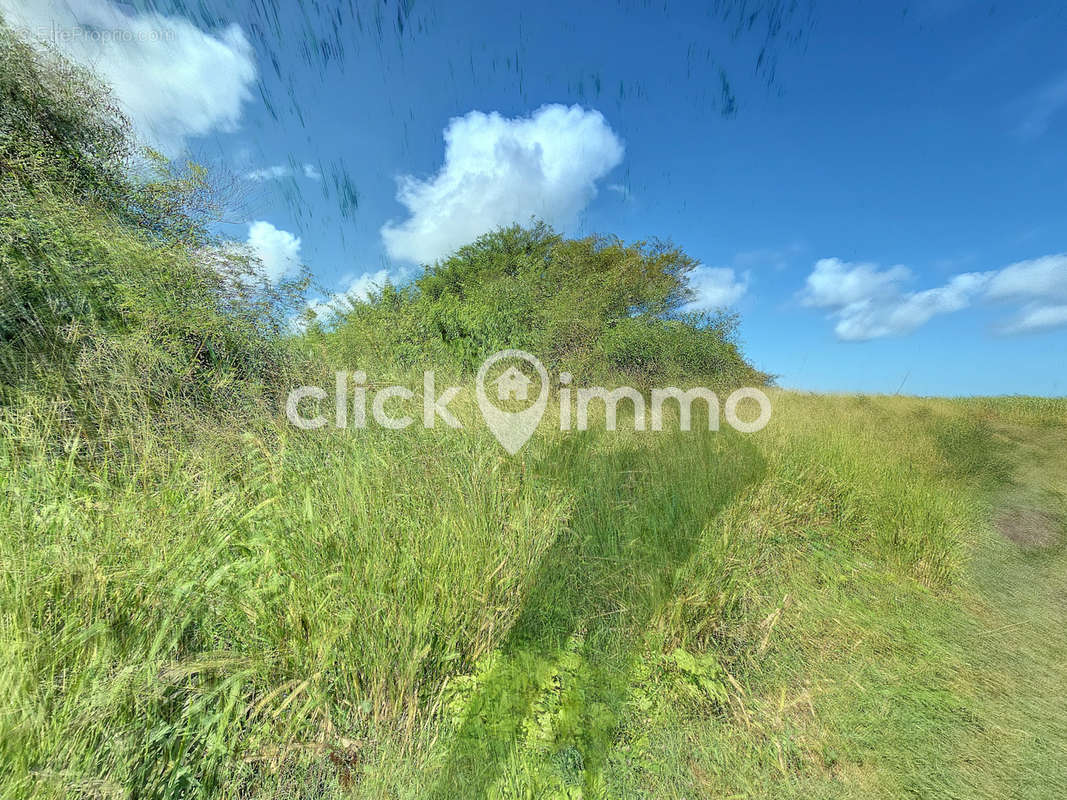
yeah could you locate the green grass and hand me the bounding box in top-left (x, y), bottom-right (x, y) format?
top-left (1, 391), bottom-right (1064, 798)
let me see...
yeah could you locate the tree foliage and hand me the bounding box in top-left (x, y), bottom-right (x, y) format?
top-left (0, 23), bottom-right (305, 437)
top-left (318, 222), bottom-right (766, 386)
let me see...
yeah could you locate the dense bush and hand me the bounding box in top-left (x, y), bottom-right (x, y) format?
top-left (0, 24), bottom-right (304, 438)
top-left (315, 222), bottom-right (767, 386)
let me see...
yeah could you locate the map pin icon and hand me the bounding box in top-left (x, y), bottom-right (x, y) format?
top-left (475, 349), bottom-right (549, 455)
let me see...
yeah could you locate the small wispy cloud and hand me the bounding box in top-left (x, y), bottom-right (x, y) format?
top-left (733, 243), bottom-right (805, 272)
top-left (245, 162), bottom-right (322, 182)
top-left (245, 165), bottom-right (290, 181)
top-left (1015, 73), bottom-right (1067, 139)
top-left (304, 268), bottom-right (411, 325)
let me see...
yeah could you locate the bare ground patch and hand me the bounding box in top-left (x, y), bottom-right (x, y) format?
top-left (994, 506), bottom-right (1062, 549)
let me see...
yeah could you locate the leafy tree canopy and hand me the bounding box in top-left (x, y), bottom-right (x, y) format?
top-left (318, 222), bottom-right (765, 387)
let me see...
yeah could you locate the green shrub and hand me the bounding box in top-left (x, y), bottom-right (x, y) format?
top-left (0, 23), bottom-right (305, 440)
top-left (319, 222), bottom-right (767, 386)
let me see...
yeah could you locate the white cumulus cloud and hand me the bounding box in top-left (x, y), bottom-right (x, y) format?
top-left (801, 258), bottom-right (913, 310)
top-left (246, 221), bottom-right (301, 283)
top-left (801, 252), bottom-right (1067, 340)
top-left (381, 104), bottom-right (624, 264)
top-left (682, 266), bottom-right (748, 311)
top-left (840, 274), bottom-right (987, 341)
top-left (0, 0), bottom-right (257, 154)
top-left (1003, 304), bottom-right (1067, 334)
top-left (988, 254), bottom-right (1067, 334)
top-left (985, 254), bottom-right (1067, 301)
top-left (801, 258), bottom-right (989, 340)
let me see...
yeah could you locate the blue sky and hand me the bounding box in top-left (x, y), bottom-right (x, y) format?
top-left (5, 0), bottom-right (1067, 395)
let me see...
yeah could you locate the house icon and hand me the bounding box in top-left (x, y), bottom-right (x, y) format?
top-left (494, 366), bottom-right (533, 402)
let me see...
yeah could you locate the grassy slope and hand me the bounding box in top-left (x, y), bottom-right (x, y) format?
top-left (0, 392), bottom-right (1064, 799)
top-left (951, 409), bottom-right (1067, 798)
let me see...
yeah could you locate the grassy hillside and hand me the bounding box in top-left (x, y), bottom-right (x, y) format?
top-left (3, 392), bottom-right (1065, 798)
top-left (2, 20), bottom-right (1066, 800)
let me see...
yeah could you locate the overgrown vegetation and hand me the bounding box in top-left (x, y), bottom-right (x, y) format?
top-left (0, 24), bottom-right (304, 444)
top-left (1, 20), bottom-right (1065, 800)
top-left (305, 221), bottom-right (765, 387)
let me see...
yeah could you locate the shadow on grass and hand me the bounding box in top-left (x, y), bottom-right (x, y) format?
top-left (426, 429), bottom-right (766, 797)
top-left (931, 416), bottom-right (1014, 491)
